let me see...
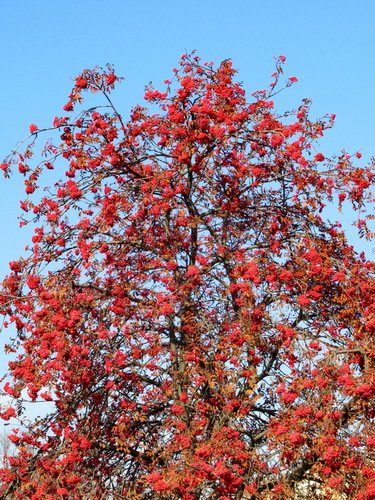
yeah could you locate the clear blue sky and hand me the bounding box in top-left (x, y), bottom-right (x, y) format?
top-left (1, 0), bottom-right (374, 261)
top-left (0, 0), bottom-right (374, 424)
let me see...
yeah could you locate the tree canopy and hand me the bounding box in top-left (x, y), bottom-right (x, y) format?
top-left (0, 53), bottom-right (374, 499)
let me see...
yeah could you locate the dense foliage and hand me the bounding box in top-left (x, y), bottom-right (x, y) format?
top-left (0, 54), bottom-right (374, 499)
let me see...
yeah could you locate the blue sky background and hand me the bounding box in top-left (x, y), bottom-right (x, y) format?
top-left (1, 1), bottom-right (375, 260)
top-left (0, 1), bottom-right (374, 420)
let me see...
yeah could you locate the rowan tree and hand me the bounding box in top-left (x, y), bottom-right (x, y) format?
top-left (0, 53), bottom-right (374, 499)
